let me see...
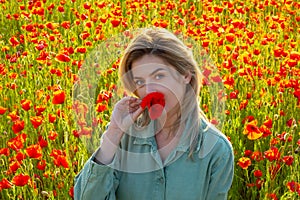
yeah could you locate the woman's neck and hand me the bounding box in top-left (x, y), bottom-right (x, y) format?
top-left (160, 103), bottom-right (181, 128)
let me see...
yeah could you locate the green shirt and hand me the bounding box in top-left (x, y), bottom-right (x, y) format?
top-left (74, 118), bottom-right (234, 200)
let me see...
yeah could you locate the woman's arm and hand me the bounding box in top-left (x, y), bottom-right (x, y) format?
top-left (74, 97), bottom-right (143, 200)
top-left (74, 153), bottom-right (120, 200)
top-left (206, 142), bottom-right (234, 200)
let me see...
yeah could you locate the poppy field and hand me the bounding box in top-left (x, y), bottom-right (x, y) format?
top-left (0, 0), bottom-right (300, 199)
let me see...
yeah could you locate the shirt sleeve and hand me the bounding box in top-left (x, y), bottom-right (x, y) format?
top-left (206, 139), bottom-right (234, 200)
top-left (74, 152), bottom-right (120, 200)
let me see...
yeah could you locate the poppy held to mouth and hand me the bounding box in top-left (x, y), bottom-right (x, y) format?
top-left (140, 92), bottom-right (165, 120)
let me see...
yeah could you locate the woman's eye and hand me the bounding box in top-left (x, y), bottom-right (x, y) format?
top-left (155, 74), bottom-right (164, 80)
top-left (135, 80), bottom-right (144, 86)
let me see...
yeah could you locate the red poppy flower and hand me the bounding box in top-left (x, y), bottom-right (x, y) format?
top-left (53, 155), bottom-right (69, 169)
top-left (244, 149), bottom-right (252, 157)
top-left (202, 39), bottom-right (209, 48)
top-left (253, 169), bottom-right (263, 178)
top-left (290, 51), bottom-right (300, 60)
top-left (211, 75), bottom-right (222, 83)
top-left (35, 43), bottom-right (47, 51)
top-left (223, 75), bottom-right (234, 88)
top-left (100, 15), bottom-right (107, 23)
top-left (50, 149), bottom-right (65, 158)
top-left (259, 125), bottom-right (272, 137)
top-left (83, 2), bottom-right (91, 9)
top-left (15, 152), bottom-right (26, 161)
top-left (25, 24), bottom-right (35, 32)
top-left (282, 155), bottom-right (294, 166)
top-left (37, 160), bottom-right (46, 170)
top-left (238, 157), bottom-right (251, 169)
top-left (76, 47), bottom-right (87, 53)
top-left (11, 173), bottom-right (30, 186)
top-left (48, 113), bottom-right (56, 123)
top-left (72, 130), bottom-right (80, 138)
top-left (111, 18), bottom-right (122, 27)
top-left (0, 148), bottom-right (10, 156)
top-left (81, 14), bottom-right (88, 20)
top-left (33, 7), bottom-right (44, 16)
top-left (229, 90), bottom-right (238, 99)
top-left (247, 31), bottom-right (255, 39)
top-left (264, 147), bottom-right (280, 162)
top-left (141, 92), bottom-right (165, 120)
top-left (286, 181), bottom-right (300, 193)
top-left (52, 90), bottom-right (66, 104)
top-left (243, 120), bottom-right (263, 140)
top-left (7, 133), bottom-right (26, 152)
top-left (80, 31), bottom-right (90, 40)
top-left (286, 118), bottom-right (295, 127)
top-left (0, 106), bottom-right (7, 115)
top-left (58, 6), bottom-right (64, 12)
top-left (38, 136), bottom-right (48, 148)
top-left (96, 103), bottom-right (107, 112)
top-left (30, 116), bottom-right (43, 129)
top-left (267, 193), bottom-right (278, 200)
top-left (26, 144), bottom-right (42, 159)
top-left (48, 131), bottom-right (58, 141)
top-left (225, 33), bottom-right (235, 43)
top-left (293, 89), bottom-right (300, 101)
top-left (12, 120), bottom-right (25, 134)
top-left (21, 99), bottom-right (31, 111)
top-left (85, 21), bottom-right (92, 28)
top-left (274, 46), bottom-right (283, 58)
top-left (50, 149), bottom-right (69, 168)
top-left (78, 126), bottom-right (93, 137)
top-left (69, 186), bottom-right (74, 198)
top-left (0, 64), bottom-right (7, 75)
top-left (55, 53), bottom-right (70, 62)
top-left (251, 151), bottom-right (264, 162)
top-left (263, 118), bottom-right (273, 128)
top-left (34, 105), bottom-right (46, 115)
top-left (8, 160), bottom-right (22, 174)
top-left (253, 48), bottom-right (261, 55)
top-left (97, 91), bottom-right (112, 103)
top-left (9, 36), bottom-right (20, 47)
top-left (61, 21), bottom-right (70, 29)
top-left (56, 109), bottom-right (66, 118)
top-left (0, 178), bottom-right (13, 190)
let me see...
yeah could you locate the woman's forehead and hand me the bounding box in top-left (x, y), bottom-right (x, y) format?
top-left (131, 54), bottom-right (167, 68)
top-left (131, 62), bottom-right (176, 77)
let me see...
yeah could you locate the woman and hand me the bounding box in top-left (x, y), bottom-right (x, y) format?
top-left (74, 28), bottom-right (234, 200)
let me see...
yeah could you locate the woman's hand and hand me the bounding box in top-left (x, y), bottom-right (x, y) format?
top-left (94, 97), bottom-right (144, 165)
top-left (109, 96), bottom-right (144, 133)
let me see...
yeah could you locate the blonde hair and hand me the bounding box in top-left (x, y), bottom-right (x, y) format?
top-left (119, 27), bottom-right (207, 157)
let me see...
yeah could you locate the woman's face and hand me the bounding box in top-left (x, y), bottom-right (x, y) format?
top-left (131, 54), bottom-right (191, 113)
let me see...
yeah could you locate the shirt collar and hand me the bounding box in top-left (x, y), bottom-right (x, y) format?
top-left (132, 115), bottom-right (208, 153)
top-left (132, 120), bottom-right (156, 146)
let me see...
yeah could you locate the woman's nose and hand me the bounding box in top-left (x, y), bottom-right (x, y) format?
top-left (145, 83), bottom-right (157, 94)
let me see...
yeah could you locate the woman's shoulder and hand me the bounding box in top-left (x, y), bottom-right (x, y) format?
top-left (197, 119), bottom-right (233, 159)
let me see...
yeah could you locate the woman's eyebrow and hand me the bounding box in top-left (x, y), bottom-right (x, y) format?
top-left (133, 68), bottom-right (167, 79)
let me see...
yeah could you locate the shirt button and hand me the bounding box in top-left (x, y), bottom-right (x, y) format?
top-left (158, 177), bottom-right (164, 183)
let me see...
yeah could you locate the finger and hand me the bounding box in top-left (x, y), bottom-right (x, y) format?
top-left (129, 98), bottom-right (142, 105)
top-left (127, 104), bottom-right (140, 113)
top-left (131, 106), bottom-right (144, 120)
top-left (128, 97), bottom-right (140, 104)
top-left (129, 103), bottom-right (140, 109)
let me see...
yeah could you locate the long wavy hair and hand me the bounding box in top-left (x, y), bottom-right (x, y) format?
top-left (119, 27), bottom-right (207, 157)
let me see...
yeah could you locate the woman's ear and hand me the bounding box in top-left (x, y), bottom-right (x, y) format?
top-left (183, 71), bottom-right (192, 84)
